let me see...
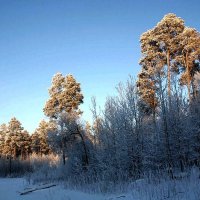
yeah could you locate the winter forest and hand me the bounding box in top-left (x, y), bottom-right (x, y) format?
top-left (1, 13), bottom-right (200, 200)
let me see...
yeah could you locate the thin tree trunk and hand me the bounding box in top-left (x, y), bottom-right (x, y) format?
top-left (191, 80), bottom-right (197, 99)
top-left (153, 100), bottom-right (156, 132)
top-left (76, 126), bottom-right (89, 167)
top-left (158, 73), bottom-right (173, 179)
top-left (167, 50), bottom-right (171, 107)
top-left (61, 123), bottom-right (66, 165)
top-left (185, 52), bottom-right (191, 102)
top-left (9, 156), bottom-right (12, 175)
top-left (187, 84), bottom-right (191, 102)
top-left (62, 144), bottom-right (66, 165)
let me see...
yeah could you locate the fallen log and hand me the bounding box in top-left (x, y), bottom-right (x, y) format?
top-left (107, 195), bottom-right (126, 200)
top-left (19, 184), bottom-right (56, 195)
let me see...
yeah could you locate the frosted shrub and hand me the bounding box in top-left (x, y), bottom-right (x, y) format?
top-left (27, 153), bottom-right (60, 183)
top-left (29, 153), bottom-right (60, 171)
top-left (129, 168), bottom-right (200, 200)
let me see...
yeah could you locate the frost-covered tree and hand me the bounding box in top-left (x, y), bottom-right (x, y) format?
top-left (31, 131), bottom-right (40, 154)
top-left (0, 124), bottom-right (7, 156)
top-left (137, 13), bottom-right (200, 178)
top-left (177, 28), bottom-right (200, 100)
top-left (89, 78), bottom-right (145, 181)
top-left (44, 73), bottom-right (85, 165)
top-left (2, 118), bottom-right (30, 159)
top-left (31, 120), bottom-right (51, 155)
top-left (19, 130), bottom-right (31, 160)
top-left (137, 69), bottom-right (158, 123)
top-left (152, 13), bottom-right (185, 100)
top-left (140, 14), bottom-right (185, 107)
top-left (44, 73), bottom-right (84, 118)
top-left (3, 118), bottom-right (24, 158)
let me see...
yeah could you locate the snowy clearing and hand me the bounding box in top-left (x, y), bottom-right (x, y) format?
top-left (1, 171), bottom-right (200, 200)
top-left (0, 178), bottom-right (131, 200)
top-left (0, 178), bottom-right (103, 200)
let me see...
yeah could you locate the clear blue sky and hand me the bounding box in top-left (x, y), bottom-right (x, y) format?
top-left (0, 0), bottom-right (199, 133)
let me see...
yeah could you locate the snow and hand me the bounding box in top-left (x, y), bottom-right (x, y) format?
top-left (0, 178), bottom-right (106, 200)
top-left (0, 178), bottom-right (133, 200)
top-left (1, 173), bottom-right (200, 200)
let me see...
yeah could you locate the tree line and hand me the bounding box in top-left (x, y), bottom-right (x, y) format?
top-left (0, 118), bottom-right (51, 159)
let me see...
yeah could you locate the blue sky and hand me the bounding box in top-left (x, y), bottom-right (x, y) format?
top-left (0, 0), bottom-right (199, 133)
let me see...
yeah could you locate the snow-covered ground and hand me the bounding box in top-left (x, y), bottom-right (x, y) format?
top-left (1, 170), bottom-right (200, 200)
top-left (0, 178), bottom-right (131, 200)
top-left (0, 178), bottom-right (104, 200)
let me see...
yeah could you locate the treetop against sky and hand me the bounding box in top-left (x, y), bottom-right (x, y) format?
top-left (0, 0), bottom-right (199, 133)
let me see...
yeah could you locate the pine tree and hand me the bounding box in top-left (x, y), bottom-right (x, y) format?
top-left (138, 14), bottom-right (186, 178)
top-left (140, 14), bottom-right (185, 107)
top-left (20, 130), bottom-right (31, 160)
top-left (32, 120), bottom-right (51, 156)
top-left (44, 73), bottom-right (84, 118)
top-left (44, 73), bottom-right (84, 165)
top-left (31, 132), bottom-right (40, 154)
top-left (0, 124), bottom-right (7, 156)
top-left (137, 69), bottom-right (158, 119)
top-left (3, 118), bottom-right (23, 158)
top-left (3, 118), bottom-right (29, 159)
top-left (153, 13), bottom-right (185, 102)
top-left (177, 27), bottom-right (200, 100)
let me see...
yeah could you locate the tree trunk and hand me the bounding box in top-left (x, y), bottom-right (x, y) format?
top-left (165, 54), bottom-right (174, 178)
top-left (13, 146), bottom-right (16, 159)
top-left (163, 114), bottom-right (173, 179)
top-left (60, 123), bottom-right (66, 165)
top-left (167, 50), bottom-right (171, 107)
top-left (185, 52), bottom-right (191, 102)
top-left (9, 156), bottom-right (12, 175)
top-left (158, 73), bottom-right (173, 179)
top-left (62, 144), bottom-right (66, 165)
top-left (76, 127), bottom-right (89, 167)
top-left (191, 80), bottom-right (197, 99)
top-left (153, 105), bottom-right (156, 132)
